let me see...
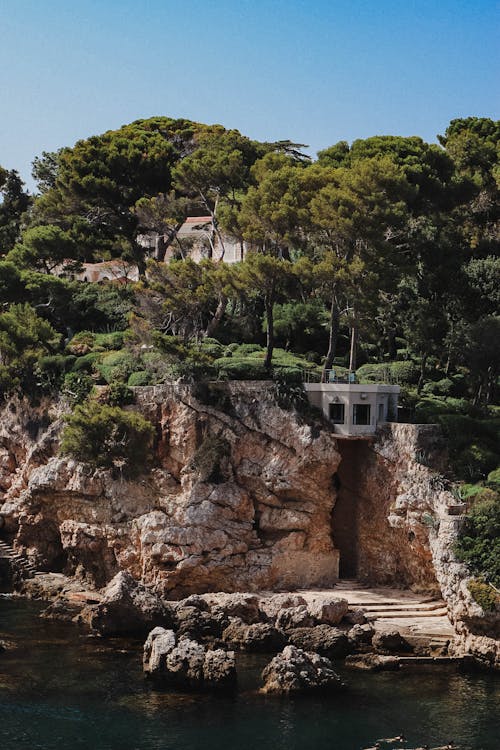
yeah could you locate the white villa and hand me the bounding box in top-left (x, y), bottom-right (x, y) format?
top-left (304, 377), bottom-right (400, 436)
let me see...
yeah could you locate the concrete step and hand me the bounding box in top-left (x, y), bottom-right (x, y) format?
top-left (367, 609), bottom-right (449, 620)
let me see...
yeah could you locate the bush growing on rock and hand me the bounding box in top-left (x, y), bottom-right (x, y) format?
top-left (454, 494), bottom-right (500, 587)
top-left (60, 401), bottom-right (154, 477)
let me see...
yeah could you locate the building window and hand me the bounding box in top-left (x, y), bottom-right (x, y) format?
top-left (378, 403), bottom-right (384, 422)
top-left (329, 402), bottom-right (345, 424)
top-left (353, 403), bottom-right (371, 425)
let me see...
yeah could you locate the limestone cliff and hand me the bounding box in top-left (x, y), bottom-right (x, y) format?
top-left (0, 384), bottom-right (340, 596)
top-left (0, 385), bottom-right (498, 666)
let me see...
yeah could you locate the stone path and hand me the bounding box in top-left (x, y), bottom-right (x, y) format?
top-left (295, 581), bottom-right (455, 643)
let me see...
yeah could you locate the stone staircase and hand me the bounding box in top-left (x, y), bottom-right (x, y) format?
top-left (333, 580), bottom-right (454, 644)
top-left (0, 538), bottom-right (38, 578)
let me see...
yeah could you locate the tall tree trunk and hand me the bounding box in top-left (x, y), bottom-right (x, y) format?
top-left (264, 298), bottom-right (274, 370)
top-left (322, 296), bottom-right (340, 380)
top-left (155, 234), bottom-right (167, 262)
top-left (349, 324), bottom-right (358, 372)
top-left (417, 352), bottom-right (428, 394)
top-left (387, 328), bottom-right (397, 360)
top-left (204, 294), bottom-right (228, 338)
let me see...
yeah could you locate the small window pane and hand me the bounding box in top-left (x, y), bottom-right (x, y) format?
top-left (329, 402), bottom-right (345, 424)
top-left (353, 403), bottom-right (371, 425)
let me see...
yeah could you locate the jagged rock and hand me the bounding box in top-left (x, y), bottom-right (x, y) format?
top-left (372, 629), bottom-right (413, 654)
top-left (40, 599), bottom-right (83, 622)
top-left (174, 595), bottom-right (210, 612)
top-left (207, 593), bottom-right (261, 624)
top-left (143, 627), bottom-right (236, 690)
top-left (175, 606), bottom-right (228, 641)
top-left (344, 608), bottom-right (367, 625)
top-left (202, 648), bottom-right (238, 689)
top-left (222, 619), bottom-right (287, 652)
top-left (345, 653), bottom-right (400, 671)
top-left (287, 624), bottom-right (350, 659)
top-left (80, 571), bottom-right (174, 636)
top-left (261, 645), bottom-right (343, 694)
top-left (143, 627), bottom-right (177, 673)
top-left (259, 593), bottom-right (308, 620)
top-left (275, 605), bottom-right (315, 631)
top-left (348, 623), bottom-right (375, 649)
top-left (307, 596), bottom-right (349, 625)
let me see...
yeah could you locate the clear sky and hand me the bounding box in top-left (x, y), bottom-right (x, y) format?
top-left (1, 0), bottom-right (498, 191)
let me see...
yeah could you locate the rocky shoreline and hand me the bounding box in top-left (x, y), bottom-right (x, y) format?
top-left (1, 386), bottom-right (499, 671)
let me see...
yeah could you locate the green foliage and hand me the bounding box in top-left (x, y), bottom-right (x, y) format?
top-left (35, 354), bottom-right (76, 392)
top-left (60, 401), bottom-right (154, 477)
top-left (357, 361), bottom-right (418, 385)
top-left (127, 370), bottom-right (152, 387)
top-left (467, 579), bottom-right (500, 612)
top-left (188, 435), bottom-right (230, 483)
top-left (66, 331), bottom-right (96, 355)
top-left (214, 357), bottom-right (269, 380)
top-left (486, 468), bottom-right (500, 490)
top-left (0, 303), bottom-right (61, 397)
top-left (96, 349), bottom-right (139, 384)
top-left (104, 382), bottom-right (135, 407)
top-left (72, 352), bottom-right (100, 373)
top-left (437, 415), bottom-right (500, 481)
top-left (455, 492), bottom-right (500, 588)
top-left (62, 372), bottom-right (94, 404)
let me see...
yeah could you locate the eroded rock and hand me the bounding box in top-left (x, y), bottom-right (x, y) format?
top-left (80, 571), bottom-right (174, 636)
top-left (143, 627), bottom-right (236, 690)
top-left (261, 645), bottom-right (343, 694)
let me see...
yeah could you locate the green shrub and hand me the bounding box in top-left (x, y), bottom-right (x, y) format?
top-left (454, 495), bottom-right (500, 587)
top-left (422, 378), bottom-right (454, 397)
top-left (389, 360), bottom-right (419, 384)
top-left (60, 401), bottom-right (154, 477)
top-left (188, 435), bottom-right (230, 483)
top-left (96, 349), bottom-right (138, 384)
top-left (356, 363), bottom-right (391, 383)
top-left (234, 343), bottom-right (263, 356)
top-left (455, 443), bottom-right (498, 482)
top-left (105, 382), bottom-right (135, 406)
top-left (66, 331), bottom-right (96, 355)
top-left (72, 352), bottom-right (100, 373)
top-left (128, 370), bottom-right (152, 387)
top-left (467, 579), bottom-right (500, 612)
top-left (214, 358), bottom-right (269, 380)
top-left (198, 338), bottom-right (225, 359)
top-left (486, 467), bottom-right (500, 490)
top-left (35, 354), bottom-right (77, 391)
top-left (62, 372), bottom-right (94, 404)
top-left (94, 331), bottom-right (126, 350)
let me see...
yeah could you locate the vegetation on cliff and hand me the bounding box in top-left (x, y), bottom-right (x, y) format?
top-left (60, 401), bottom-right (154, 477)
top-left (0, 115), bottom-right (498, 483)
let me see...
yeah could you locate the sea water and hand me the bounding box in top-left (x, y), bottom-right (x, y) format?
top-left (0, 596), bottom-right (498, 750)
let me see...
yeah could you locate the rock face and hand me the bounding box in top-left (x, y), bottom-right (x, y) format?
top-left (143, 627), bottom-right (236, 690)
top-left (1, 384), bottom-right (340, 596)
top-left (1, 389), bottom-right (499, 667)
top-left (261, 645), bottom-right (342, 694)
top-left (79, 571), bottom-right (174, 636)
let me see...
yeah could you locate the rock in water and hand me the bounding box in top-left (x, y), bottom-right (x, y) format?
top-left (261, 645), bottom-right (343, 694)
top-left (307, 596), bottom-right (349, 625)
top-left (80, 571), bottom-right (174, 636)
top-left (372, 629), bottom-right (413, 654)
top-left (287, 624), bottom-right (350, 659)
top-left (143, 627), bottom-right (236, 690)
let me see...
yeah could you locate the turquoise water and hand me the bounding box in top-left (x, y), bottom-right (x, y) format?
top-left (0, 596), bottom-right (498, 750)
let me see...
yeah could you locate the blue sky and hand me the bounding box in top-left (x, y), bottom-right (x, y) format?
top-left (1, 0), bottom-right (498, 191)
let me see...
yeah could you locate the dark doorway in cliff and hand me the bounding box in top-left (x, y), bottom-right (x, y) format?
top-left (331, 439), bottom-right (371, 579)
